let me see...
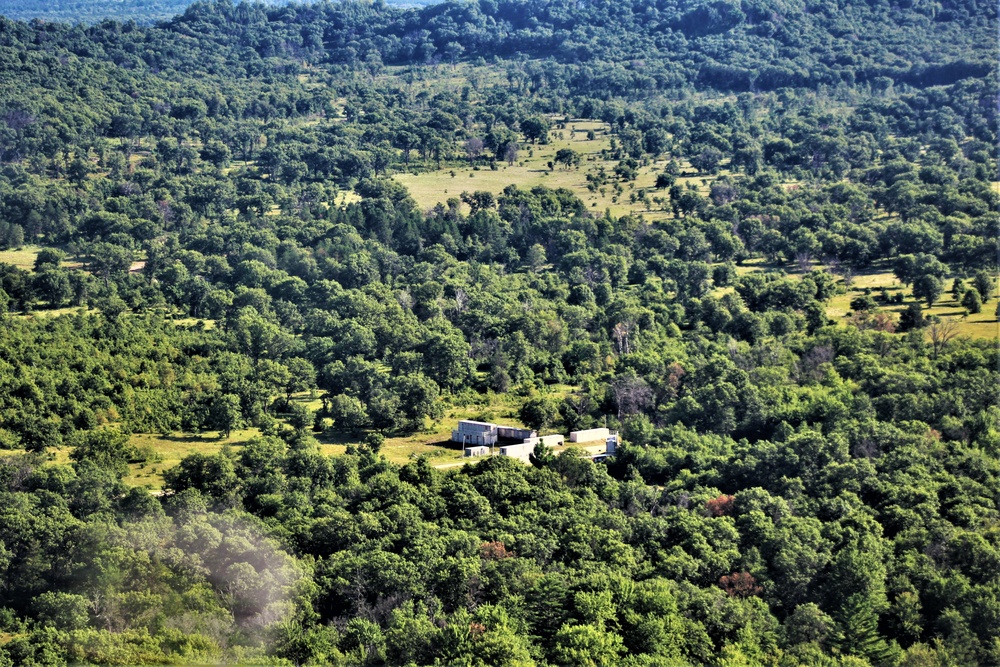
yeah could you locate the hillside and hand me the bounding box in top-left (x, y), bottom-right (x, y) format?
top-left (0, 0), bottom-right (996, 665)
top-left (0, 0), bottom-right (439, 25)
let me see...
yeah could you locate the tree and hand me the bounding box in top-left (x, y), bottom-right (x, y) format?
top-left (527, 244), bottom-right (547, 272)
top-left (655, 172), bottom-right (676, 189)
top-left (88, 242), bottom-right (133, 285)
top-left (21, 418), bottom-right (62, 453)
top-left (550, 623), bottom-right (624, 667)
top-left (554, 148), bottom-right (580, 169)
top-left (690, 146), bottom-right (724, 174)
top-left (327, 394), bottom-right (369, 431)
top-left (912, 274), bottom-right (943, 306)
top-left (898, 302), bottom-right (926, 331)
top-left (609, 373), bottom-right (653, 419)
top-left (70, 428), bottom-right (139, 478)
top-left (849, 295), bottom-right (878, 312)
top-left (32, 268), bottom-right (71, 307)
top-left (163, 451), bottom-right (240, 502)
top-left (530, 440), bottom-right (555, 467)
top-left (485, 125), bottom-right (517, 160)
top-left (283, 358), bottom-right (317, 403)
top-left (33, 248), bottom-right (65, 271)
top-left (504, 142), bottom-right (519, 166)
top-left (519, 397), bottom-right (559, 431)
top-left (835, 593), bottom-right (893, 664)
top-left (30, 592), bottom-right (90, 631)
top-left (209, 393), bottom-right (244, 438)
top-left (927, 318), bottom-right (960, 359)
top-left (464, 137), bottom-right (484, 165)
top-left (363, 431), bottom-right (385, 454)
top-left (961, 288), bottom-right (982, 314)
top-left (521, 116), bottom-right (551, 144)
top-left (972, 270), bottom-right (995, 301)
top-left (287, 403), bottom-right (313, 431)
top-left (420, 326), bottom-right (472, 389)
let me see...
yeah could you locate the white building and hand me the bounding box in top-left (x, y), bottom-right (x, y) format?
top-left (569, 427), bottom-right (610, 443)
top-left (498, 442), bottom-right (535, 462)
top-left (452, 420), bottom-right (498, 446)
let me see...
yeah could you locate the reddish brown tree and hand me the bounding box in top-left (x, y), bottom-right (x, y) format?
top-left (705, 494), bottom-right (735, 517)
top-left (720, 572), bottom-right (762, 598)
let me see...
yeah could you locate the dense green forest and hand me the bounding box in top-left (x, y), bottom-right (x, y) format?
top-left (0, 0), bottom-right (997, 665)
top-left (0, 0), bottom-right (436, 25)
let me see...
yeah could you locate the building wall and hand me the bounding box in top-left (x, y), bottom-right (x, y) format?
top-left (452, 430), bottom-right (497, 446)
top-left (569, 428), bottom-right (610, 443)
top-left (499, 443), bottom-right (535, 459)
top-left (497, 426), bottom-right (536, 440)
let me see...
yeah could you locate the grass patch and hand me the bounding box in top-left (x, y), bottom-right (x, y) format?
top-left (394, 119), bottom-right (714, 220)
top-left (315, 386), bottom-right (577, 468)
top-left (124, 429), bottom-right (262, 489)
top-left (0, 246), bottom-right (42, 270)
top-left (826, 267), bottom-right (999, 340)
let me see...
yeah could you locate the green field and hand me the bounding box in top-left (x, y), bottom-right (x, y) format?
top-left (0, 246), bottom-right (42, 270)
top-left (827, 268), bottom-right (999, 340)
top-left (395, 119), bottom-right (713, 219)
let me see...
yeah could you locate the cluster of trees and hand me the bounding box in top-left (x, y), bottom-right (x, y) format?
top-left (0, 0), bottom-right (996, 664)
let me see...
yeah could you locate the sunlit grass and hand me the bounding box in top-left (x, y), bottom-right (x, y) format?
top-left (395, 119), bottom-right (716, 221)
top-left (0, 245), bottom-right (42, 270)
top-left (825, 267), bottom-right (999, 340)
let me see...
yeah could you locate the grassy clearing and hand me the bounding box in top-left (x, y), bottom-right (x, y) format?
top-left (826, 268), bottom-right (999, 340)
top-left (15, 306), bottom-right (98, 320)
top-left (923, 298), bottom-right (1000, 340)
top-left (315, 391), bottom-right (532, 467)
top-left (0, 245), bottom-right (85, 273)
top-left (0, 246), bottom-right (43, 270)
top-left (309, 385), bottom-right (579, 468)
top-left (395, 119), bottom-right (714, 220)
top-left (719, 259), bottom-right (997, 341)
top-left (126, 429), bottom-right (263, 489)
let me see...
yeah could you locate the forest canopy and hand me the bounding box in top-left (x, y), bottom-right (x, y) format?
top-left (0, 0), bottom-right (996, 665)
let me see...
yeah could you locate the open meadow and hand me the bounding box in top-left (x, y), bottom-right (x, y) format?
top-left (395, 119), bottom-right (714, 219)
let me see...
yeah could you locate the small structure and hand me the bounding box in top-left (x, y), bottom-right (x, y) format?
top-left (452, 420), bottom-right (498, 446)
top-left (498, 442), bottom-right (535, 462)
top-left (464, 446), bottom-right (490, 457)
top-left (569, 427), bottom-right (610, 443)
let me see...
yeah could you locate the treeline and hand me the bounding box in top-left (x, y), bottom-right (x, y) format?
top-left (163, 0), bottom-right (996, 94)
top-left (0, 0), bottom-right (436, 25)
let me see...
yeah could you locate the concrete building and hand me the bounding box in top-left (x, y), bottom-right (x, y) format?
top-left (452, 420), bottom-right (498, 446)
top-left (454, 420), bottom-right (602, 465)
top-left (498, 442), bottom-right (535, 462)
top-left (569, 427), bottom-right (610, 443)
top-left (497, 425), bottom-right (536, 440)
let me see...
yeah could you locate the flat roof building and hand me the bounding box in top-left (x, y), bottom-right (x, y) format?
top-left (452, 420), bottom-right (499, 446)
top-left (569, 427), bottom-right (610, 443)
